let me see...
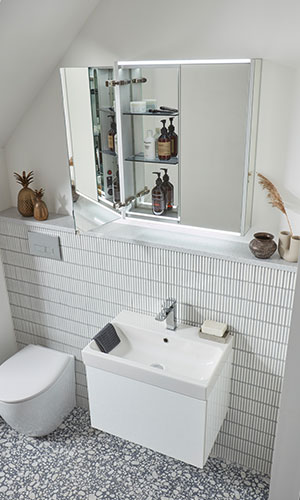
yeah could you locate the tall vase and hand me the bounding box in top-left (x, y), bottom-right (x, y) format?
top-left (278, 231), bottom-right (300, 262)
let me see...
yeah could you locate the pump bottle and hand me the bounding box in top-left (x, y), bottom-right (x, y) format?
top-left (160, 168), bottom-right (174, 210)
top-left (168, 117), bottom-right (178, 157)
top-left (158, 120), bottom-right (171, 161)
top-left (151, 172), bottom-right (166, 215)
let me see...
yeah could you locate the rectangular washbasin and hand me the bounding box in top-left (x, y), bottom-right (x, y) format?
top-left (82, 310), bottom-right (233, 468)
top-left (82, 310), bottom-right (232, 400)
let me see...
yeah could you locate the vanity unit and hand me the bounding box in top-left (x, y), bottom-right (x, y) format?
top-left (61, 58), bottom-right (261, 235)
top-left (82, 311), bottom-right (233, 468)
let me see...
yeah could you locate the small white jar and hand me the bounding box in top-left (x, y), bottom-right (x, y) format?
top-left (130, 101), bottom-right (147, 113)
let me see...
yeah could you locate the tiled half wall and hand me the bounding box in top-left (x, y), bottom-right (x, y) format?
top-left (0, 219), bottom-right (296, 475)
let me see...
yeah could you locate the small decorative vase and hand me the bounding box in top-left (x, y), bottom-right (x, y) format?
top-left (14, 170), bottom-right (35, 217)
top-left (249, 232), bottom-right (277, 259)
top-left (278, 231), bottom-right (300, 262)
top-left (33, 189), bottom-right (48, 221)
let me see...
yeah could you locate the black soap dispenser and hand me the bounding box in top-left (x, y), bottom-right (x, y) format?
top-left (152, 172), bottom-right (166, 216)
top-left (168, 117), bottom-right (178, 157)
top-left (158, 120), bottom-right (171, 161)
top-left (160, 168), bottom-right (174, 211)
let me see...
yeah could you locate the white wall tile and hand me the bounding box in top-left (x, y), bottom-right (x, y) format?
top-left (0, 219), bottom-right (296, 475)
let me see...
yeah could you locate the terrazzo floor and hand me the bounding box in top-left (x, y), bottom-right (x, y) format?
top-left (0, 407), bottom-right (270, 500)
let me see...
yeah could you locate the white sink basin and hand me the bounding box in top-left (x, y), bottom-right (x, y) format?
top-left (82, 310), bottom-right (233, 400)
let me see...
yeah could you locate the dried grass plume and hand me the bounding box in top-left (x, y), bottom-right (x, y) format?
top-left (257, 173), bottom-right (293, 236)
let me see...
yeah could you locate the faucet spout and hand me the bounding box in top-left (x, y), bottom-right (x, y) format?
top-left (155, 298), bottom-right (177, 331)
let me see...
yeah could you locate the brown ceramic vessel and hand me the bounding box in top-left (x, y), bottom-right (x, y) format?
top-left (249, 232), bottom-right (277, 259)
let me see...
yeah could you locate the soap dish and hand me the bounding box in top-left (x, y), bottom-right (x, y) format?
top-left (198, 329), bottom-right (232, 344)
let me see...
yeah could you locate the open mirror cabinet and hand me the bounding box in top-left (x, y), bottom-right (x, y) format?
top-left (60, 59), bottom-right (261, 235)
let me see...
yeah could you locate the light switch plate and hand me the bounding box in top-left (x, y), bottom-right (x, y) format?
top-left (28, 232), bottom-right (62, 260)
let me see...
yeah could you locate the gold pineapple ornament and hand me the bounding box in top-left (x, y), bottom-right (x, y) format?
top-left (33, 189), bottom-right (48, 221)
top-left (14, 170), bottom-right (35, 217)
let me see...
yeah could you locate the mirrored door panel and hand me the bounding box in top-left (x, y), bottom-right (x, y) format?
top-left (180, 63), bottom-right (251, 232)
top-left (61, 67), bottom-right (121, 232)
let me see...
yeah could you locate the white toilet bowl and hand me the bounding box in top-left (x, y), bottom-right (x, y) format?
top-left (0, 344), bottom-right (76, 437)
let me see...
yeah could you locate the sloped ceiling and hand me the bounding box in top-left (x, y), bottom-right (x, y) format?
top-left (0, 0), bottom-right (100, 147)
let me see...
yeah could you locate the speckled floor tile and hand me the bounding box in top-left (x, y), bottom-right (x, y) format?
top-left (0, 407), bottom-right (269, 500)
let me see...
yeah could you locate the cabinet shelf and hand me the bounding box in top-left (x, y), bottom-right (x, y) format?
top-left (127, 205), bottom-right (179, 222)
top-left (100, 149), bottom-right (117, 157)
top-left (99, 107), bottom-right (115, 114)
top-left (125, 153), bottom-right (178, 165)
top-left (123, 111), bottom-right (178, 117)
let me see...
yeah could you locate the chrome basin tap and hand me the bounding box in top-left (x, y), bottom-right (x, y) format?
top-left (155, 298), bottom-right (177, 331)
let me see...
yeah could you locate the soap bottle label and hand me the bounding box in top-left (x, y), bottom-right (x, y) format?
top-left (158, 141), bottom-right (171, 157)
top-left (108, 135), bottom-right (114, 150)
top-left (152, 192), bottom-right (165, 215)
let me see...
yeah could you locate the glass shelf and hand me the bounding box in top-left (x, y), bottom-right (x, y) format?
top-left (125, 153), bottom-right (178, 165)
top-left (99, 107), bottom-right (115, 114)
top-left (100, 149), bottom-right (117, 157)
top-left (123, 110), bottom-right (178, 117)
top-left (127, 205), bottom-right (179, 222)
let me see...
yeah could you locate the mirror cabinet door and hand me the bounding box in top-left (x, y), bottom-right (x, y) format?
top-left (61, 67), bottom-right (121, 232)
top-left (180, 62), bottom-right (252, 233)
top-left (62, 68), bottom-right (98, 203)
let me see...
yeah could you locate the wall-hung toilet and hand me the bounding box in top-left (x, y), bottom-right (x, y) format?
top-left (0, 344), bottom-right (76, 437)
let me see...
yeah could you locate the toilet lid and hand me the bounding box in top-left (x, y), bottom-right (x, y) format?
top-left (0, 345), bottom-right (71, 403)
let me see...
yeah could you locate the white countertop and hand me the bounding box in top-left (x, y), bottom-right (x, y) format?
top-left (0, 207), bottom-right (297, 272)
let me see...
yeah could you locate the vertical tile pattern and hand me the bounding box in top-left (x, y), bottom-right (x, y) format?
top-left (0, 219), bottom-right (296, 475)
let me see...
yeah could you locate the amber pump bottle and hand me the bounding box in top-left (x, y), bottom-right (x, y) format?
top-left (158, 120), bottom-right (171, 161)
top-left (168, 117), bottom-right (178, 157)
top-left (108, 115), bottom-right (116, 152)
top-left (152, 172), bottom-right (166, 215)
top-left (160, 168), bottom-right (174, 210)
top-left (113, 170), bottom-right (120, 204)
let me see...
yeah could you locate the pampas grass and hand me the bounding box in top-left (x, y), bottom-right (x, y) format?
top-left (258, 173), bottom-right (293, 236)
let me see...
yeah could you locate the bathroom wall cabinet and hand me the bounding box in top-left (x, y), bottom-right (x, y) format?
top-left (61, 59), bottom-right (261, 234)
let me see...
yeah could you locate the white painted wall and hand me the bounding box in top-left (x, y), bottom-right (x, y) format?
top-left (252, 61), bottom-right (297, 236)
top-left (0, 148), bottom-right (11, 211)
top-left (5, 71), bottom-right (73, 215)
top-left (0, 256), bottom-right (17, 364)
top-left (0, 0), bottom-right (99, 147)
top-left (0, 149), bottom-right (17, 363)
top-left (3, 0), bottom-right (300, 234)
top-left (269, 260), bottom-right (300, 499)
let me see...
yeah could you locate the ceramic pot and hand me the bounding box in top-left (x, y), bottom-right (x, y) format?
top-left (249, 232), bottom-right (277, 259)
top-left (278, 231), bottom-right (300, 262)
top-left (17, 187), bottom-right (35, 217)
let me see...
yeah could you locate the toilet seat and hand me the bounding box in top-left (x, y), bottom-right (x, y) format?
top-left (0, 344), bottom-right (71, 403)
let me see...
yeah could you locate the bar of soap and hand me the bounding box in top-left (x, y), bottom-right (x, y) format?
top-left (201, 320), bottom-right (227, 337)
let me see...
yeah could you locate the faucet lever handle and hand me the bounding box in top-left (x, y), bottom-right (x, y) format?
top-left (162, 297), bottom-right (176, 311)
